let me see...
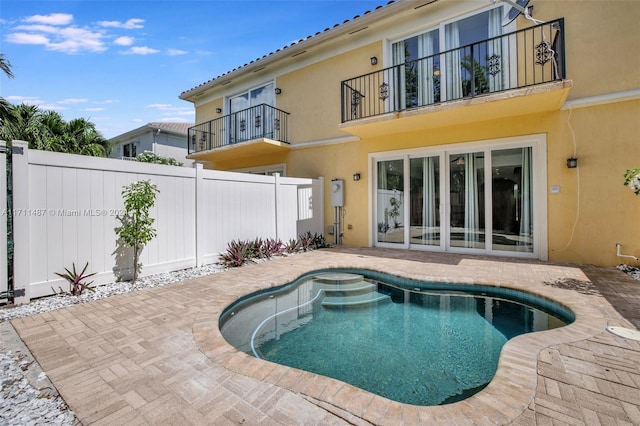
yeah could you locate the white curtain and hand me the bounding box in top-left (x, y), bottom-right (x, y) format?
top-left (519, 148), bottom-right (533, 243)
top-left (444, 22), bottom-right (462, 101)
top-left (423, 157), bottom-right (437, 228)
top-left (392, 41), bottom-right (407, 111)
top-left (417, 32), bottom-right (435, 106)
top-left (487, 7), bottom-right (504, 92)
top-left (464, 153), bottom-right (479, 247)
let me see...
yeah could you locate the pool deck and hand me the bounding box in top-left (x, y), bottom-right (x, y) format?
top-left (9, 247), bottom-right (640, 425)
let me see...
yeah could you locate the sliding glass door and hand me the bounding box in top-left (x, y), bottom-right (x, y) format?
top-left (374, 142), bottom-right (538, 257)
top-left (491, 147), bottom-right (534, 253)
top-left (377, 159), bottom-right (405, 244)
top-left (449, 152), bottom-right (485, 249)
top-left (410, 156), bottom-right (441, 246)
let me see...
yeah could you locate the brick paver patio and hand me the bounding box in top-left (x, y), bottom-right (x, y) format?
top-left (9, 248), bottom-right (640, 424)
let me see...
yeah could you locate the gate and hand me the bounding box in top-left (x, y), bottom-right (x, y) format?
top-left (0, 142), bottom-right (21, 304)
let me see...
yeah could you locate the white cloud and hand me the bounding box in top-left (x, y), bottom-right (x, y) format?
top-left (6, 95), bottom-right (43, 104)
top-left (6, 22), bottom-right (107, 53)
top-left (24, 13), bottom-right (73, 26)
top-left (95, 99), bottom-right (120, 104)
top-left (98, 18), bottom-right (144, 29)
top-left (4, 33), bottom-right (50, 45)
top-left (167, 48), bottom-right (188, 56)
top-left (85, 107), bottom-right (105, 112)
top-left (147, 103), bottom-right (173, 110)
top-left (58, 98), bottom-right (88, 104)
top-left (156, 117), bottom-right (190, 123)
top-left (114, 36), bottom-right (134, 46)
top-left (122, 46), bottom-right (160, 55)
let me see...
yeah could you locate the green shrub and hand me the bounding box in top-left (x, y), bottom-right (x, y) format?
top-left (136, 151), bottom-right (183, 166)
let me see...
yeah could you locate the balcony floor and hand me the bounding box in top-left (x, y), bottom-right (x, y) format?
top-left (340, 80), bottom-right (573, 138)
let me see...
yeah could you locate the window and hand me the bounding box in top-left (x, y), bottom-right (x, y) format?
top-left (228, 82), bottom-right (276, 144)
top-left (123, 142), bottom-right (136, 158)
top-left (390, 5), bottom-right (507, 108)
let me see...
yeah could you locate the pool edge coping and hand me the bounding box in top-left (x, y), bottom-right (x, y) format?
top-left (192, 251), bottom-right (626, 424)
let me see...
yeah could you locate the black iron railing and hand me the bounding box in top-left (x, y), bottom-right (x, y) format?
top-left (341, 18), bottom-right (565, 123)
top-left (188, 104), bottom-right (290, 154)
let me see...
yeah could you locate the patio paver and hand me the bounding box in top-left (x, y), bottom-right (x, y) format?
top-left (9, 248), bottom-right (640, 424)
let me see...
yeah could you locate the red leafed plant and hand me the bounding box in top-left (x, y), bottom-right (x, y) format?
top-left (55, 262), bottom-right (97, 296)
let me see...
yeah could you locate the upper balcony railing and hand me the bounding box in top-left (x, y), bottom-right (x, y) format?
top-left (341, 18), bottom-right (565, 123)
top-left (188, 103), bottom-right (290, 154)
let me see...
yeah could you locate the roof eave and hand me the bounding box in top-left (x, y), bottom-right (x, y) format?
top-left (179, 0), bottom-right (430, 102)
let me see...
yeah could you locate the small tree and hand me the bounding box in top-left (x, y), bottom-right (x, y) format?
top-left (116, 180), bottom-right (159, 282)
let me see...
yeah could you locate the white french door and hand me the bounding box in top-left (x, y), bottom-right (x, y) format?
top-left (228, 82), bottom-right (275, 144)
top-left (373, 138), bottom-right (544, 258)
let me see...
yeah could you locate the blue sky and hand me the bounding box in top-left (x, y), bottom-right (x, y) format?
top-left (0, 0), bottom-right (383, 139)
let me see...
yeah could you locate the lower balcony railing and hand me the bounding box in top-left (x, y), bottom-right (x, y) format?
top-left (188, 104), bottom-right (290, 154)
top-left (341, 18), bottom-right (565, 123)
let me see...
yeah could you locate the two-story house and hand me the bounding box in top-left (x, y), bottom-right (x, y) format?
top-left (180, 0), bottom-right (639, 266)
top-left (109, 122), bottom-right (194, 166)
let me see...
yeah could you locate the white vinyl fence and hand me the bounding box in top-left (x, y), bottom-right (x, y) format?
top-left (1, 141), bottom-right (324, 304)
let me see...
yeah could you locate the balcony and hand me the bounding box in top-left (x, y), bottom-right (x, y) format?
top-left (340, 19), bottom-right (571, 137)
top-left (187, 104), bottom-right (290, 163)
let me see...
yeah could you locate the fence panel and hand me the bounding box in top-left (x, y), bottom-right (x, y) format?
top-left (7, 144), bottom-right (324, 304)
top-left (26, 150), bottom-right (197, 299)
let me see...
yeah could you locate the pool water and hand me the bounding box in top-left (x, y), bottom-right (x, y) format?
top-left (220, 270), bottom-right (573, 406)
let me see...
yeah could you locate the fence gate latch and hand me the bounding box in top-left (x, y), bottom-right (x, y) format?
top-left (0, 146), bottom-right (24, 155)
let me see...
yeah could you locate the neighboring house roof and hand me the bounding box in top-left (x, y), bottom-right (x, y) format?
top-left (109, 122), bottom-right (194, 144)
top-left (180, 0), bottom-right (432, 100)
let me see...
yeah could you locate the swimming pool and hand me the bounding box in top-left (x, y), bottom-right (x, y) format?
top-left (219, 269), bottom-right (574, 406)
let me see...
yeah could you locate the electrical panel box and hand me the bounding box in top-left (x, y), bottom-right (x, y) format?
top-left (331, 179), bottom-right (344, 207)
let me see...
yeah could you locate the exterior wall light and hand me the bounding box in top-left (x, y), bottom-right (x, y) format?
top-left (353, 173), bottom-right (361, 181)
top-left (370, 56), bottom-right (378, 66)
top-left (215, 108), bottom-right (222, 113)
top-left (567, 157), bottom-right (578, 168)
top-left (275, 88), bottom-right (282, 95)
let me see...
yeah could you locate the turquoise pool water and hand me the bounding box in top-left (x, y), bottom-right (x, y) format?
top-left (220, 269), bottom-right (574, 406)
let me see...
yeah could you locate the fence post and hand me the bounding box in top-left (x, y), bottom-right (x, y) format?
top-left (317, 176), bottom-right (325, 236)
top-left (12, 141), bottom-right (30, 305)
top-left (194, 162), bottom-right (204, 267)
top-left (274, 173), bottom-right (282, 241)
top-left (0, 142), bottom-right (7, 301)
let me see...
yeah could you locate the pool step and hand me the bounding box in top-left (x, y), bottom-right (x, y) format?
top-left (322, 292), bottom-right (391, 307)
top-left (313, 273), bottom-right (365, 285)
top-left (313, 273), bottom-right (391, 308)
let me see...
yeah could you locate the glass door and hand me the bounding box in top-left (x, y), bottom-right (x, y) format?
top-left (491, 147), bottom-right (534, 253)
top-left (374, 142), bottom-right (538, 257)
top-left (409, 156), bottom-right (441, 247)
top-left (377, 159), bottom-right (405, 244)
top-left (229, 93), bottom-right (249, 144)
top-left (228, 82), bottom-right (275, 144)
top-left (448, 152), bottom-right (485, 249)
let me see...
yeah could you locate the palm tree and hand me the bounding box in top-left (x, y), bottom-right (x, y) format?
top-left (0, 54), bottom-right (15, 129)
top-left (0, 104), bottom-right (111, 156)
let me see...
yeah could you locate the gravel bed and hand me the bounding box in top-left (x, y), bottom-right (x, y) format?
top-left (0, 263), bottom-right (227, 426)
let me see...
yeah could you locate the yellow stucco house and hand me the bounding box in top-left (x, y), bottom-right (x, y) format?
top-left (180, 0), bottom-right (639, 267)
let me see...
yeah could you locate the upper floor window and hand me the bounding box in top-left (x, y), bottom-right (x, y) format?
top-left (229, 82), bottom-right (274, 114)
top-left (391, 5), bottom-right (506, 106)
